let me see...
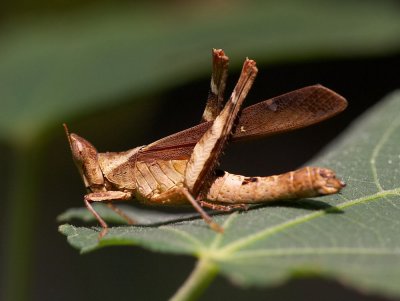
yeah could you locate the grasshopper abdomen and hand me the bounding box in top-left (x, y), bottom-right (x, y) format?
top-left (207, 167), bottom-right (345, 203)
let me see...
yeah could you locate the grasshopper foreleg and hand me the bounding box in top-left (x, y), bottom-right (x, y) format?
top-left (84, 191), bottom-right (133, 238)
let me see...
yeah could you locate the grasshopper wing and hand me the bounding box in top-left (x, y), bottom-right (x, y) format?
top-left (138, 85), bottom-right (347, 161)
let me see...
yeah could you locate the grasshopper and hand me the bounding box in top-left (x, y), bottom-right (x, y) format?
top-left (65, 49), bottom-right (347, 238)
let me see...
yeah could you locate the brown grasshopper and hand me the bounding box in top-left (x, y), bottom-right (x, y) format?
top-left (65, 49), bottom-right (347, 238)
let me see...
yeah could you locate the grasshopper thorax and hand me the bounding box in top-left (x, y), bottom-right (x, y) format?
top-left (64, 124), bottom-right (105, 192)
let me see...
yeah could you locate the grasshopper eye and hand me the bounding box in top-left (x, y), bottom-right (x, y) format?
top-left (69, 134), bottom-right (96, 164)
top-left (64, 124), bottom-right (104, 189)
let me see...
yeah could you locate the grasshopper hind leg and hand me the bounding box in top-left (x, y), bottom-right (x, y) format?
top-left (183, 57), bottom-right (258, 233)
top-left (185, 58), bottom-right (258, 199)
top-left (181, 188), bottom-right (224, 233)
top-left (201, 49), bottom-right (229, 122)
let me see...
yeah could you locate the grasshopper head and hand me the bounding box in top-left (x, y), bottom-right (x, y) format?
top-left (64, 124), bottom-right (105, 191)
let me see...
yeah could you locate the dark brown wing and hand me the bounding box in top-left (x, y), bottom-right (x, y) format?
top-left (136, 122), bottom-right (208, 161)
top-left (234, 84), bottom-right (347, 141)
top-left (137, 85), bottom-right (347, 162)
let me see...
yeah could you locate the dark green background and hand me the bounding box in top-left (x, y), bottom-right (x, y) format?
top-left (0, 1), bottom-right (399, 300)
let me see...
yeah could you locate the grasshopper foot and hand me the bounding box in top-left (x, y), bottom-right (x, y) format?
top-left (210, 221), bottom-right (224, 233)
top-left (98, 226), bottom-right (109, 239)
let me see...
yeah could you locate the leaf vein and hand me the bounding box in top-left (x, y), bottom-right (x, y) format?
top-left (159, 226), bottom-right (206, 250)
top-left (370, 116), bottom-right (400, 191)
top-left (209, 212), bottom-right (239, 250)
top-left (221, 247), bottom-right (400, 260)
top-left (219, 188), bottom-right (400, 254)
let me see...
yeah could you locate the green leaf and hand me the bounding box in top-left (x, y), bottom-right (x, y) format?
top-left (60, 90), bottom-right (400, 299)
top-left (1, 0), bottom-right (400, 144)
top-left (57, 204), bottom-right (199, 225)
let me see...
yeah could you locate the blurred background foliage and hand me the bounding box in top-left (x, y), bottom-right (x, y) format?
top-left (0, 0), bottom-right (399, 300)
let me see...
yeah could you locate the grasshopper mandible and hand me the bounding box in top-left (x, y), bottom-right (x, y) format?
top-left (65, 49), bottom-right (347, 238)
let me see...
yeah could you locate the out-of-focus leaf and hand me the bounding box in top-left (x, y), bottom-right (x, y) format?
top-left (60, 90), bottom-right (400, 298)
top-left (1, 0), bottom-right (400, 144)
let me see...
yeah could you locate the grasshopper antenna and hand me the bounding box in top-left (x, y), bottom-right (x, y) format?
top-left (63, 123), bottom-right (70, 136)
top-left (63, 123), bottom-right (74, 151)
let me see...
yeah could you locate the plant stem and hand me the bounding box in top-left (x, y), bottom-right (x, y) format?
top-left (1, 143), bottom-right (42, 301)
top-left (170, 258), bottom-right (218, 301)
